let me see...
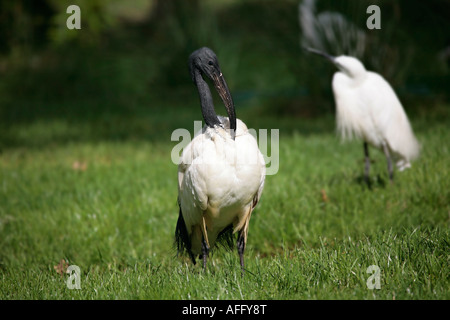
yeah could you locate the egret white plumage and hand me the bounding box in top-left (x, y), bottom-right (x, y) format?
top-left (175, 47), bottom-right (265, 272)
top-left (307, 47), bottom-right (420, 186)
top-left (299, 0), bottom-right (366, 59)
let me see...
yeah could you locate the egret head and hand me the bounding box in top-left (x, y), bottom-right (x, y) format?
top-left (189, 47), bottom-right (236, 139)
top-left (306, 47), bottom-right (366, 79)
top-left (333, 55), bottom-right (366, 78)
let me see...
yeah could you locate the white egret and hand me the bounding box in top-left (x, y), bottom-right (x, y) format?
top-left (175, 47), bottom-right (265, 272)
top-left (307, 47), bottom-right (420, 185)
top-left (299, 0), bottom-right (366, 59)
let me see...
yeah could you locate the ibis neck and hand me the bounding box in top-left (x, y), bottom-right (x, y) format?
top-left (193, 70), bottom-right (221, 128)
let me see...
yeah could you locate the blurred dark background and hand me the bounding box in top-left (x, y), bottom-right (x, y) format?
top-left (0, 0), bottom-right (449, 149)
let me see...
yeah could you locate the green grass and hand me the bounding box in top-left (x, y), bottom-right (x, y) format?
top-left (0, 103), bottom-right (449, 299)
top-left (0, 1), bottom-right (448, 298)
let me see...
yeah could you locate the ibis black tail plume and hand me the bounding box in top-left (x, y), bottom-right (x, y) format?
top-left (175, 207), bottom-right (196, 265)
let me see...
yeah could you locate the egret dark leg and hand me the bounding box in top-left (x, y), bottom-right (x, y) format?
top-left (237, 230), bottom-right (246, 274)
top-left (382, 143), bottom-right (394, 183)
top-left (364, 142), bottom-right (371, 188)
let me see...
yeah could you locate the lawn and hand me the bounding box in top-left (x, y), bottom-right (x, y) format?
top-left (0, 94), bottom-right (448, 300)
top-left (0, 0), bottom-right (448, 299)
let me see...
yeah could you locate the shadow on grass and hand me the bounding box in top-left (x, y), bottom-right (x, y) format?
top-left (354, 174), bottom-right (388, 190)
top-left (0, 0), bottom-right (448, 151)
top-left (0, 46), bottom-right (337, 151)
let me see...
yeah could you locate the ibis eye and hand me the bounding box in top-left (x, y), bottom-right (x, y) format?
top-left (208, 61), bottom-right (213, 66)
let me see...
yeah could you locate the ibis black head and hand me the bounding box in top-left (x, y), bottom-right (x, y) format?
top-left (189, 47), bottom-right (236, 140)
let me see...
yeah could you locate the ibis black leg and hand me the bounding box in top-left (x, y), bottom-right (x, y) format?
top-left (201, 237), bottom-right (209, 270)
top-left (382, 143), bottom-right (394, 183)
top-left (237, 231), bottom-right (246, 274)
top-left (363, 142), bottom-right (371, 188)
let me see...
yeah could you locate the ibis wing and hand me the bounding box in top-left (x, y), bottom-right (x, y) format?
top-left (177, 134), bottom-right (210, 231)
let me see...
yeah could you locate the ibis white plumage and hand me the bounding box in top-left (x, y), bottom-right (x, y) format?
top-left (175, 47), bottom-right (265, 271)
top-left (307, 48), bottom-right (420, 185)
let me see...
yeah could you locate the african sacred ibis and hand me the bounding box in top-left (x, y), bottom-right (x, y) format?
top-left (175, 47), bottom-right (266, 272)
top-left (307, 48), bottom-right (420, 186)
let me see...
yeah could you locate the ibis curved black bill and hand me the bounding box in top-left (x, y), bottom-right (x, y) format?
top-left (213, 72), bottom-right (236, 140)
top-left (189, 47), bottom-right (236, 140)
